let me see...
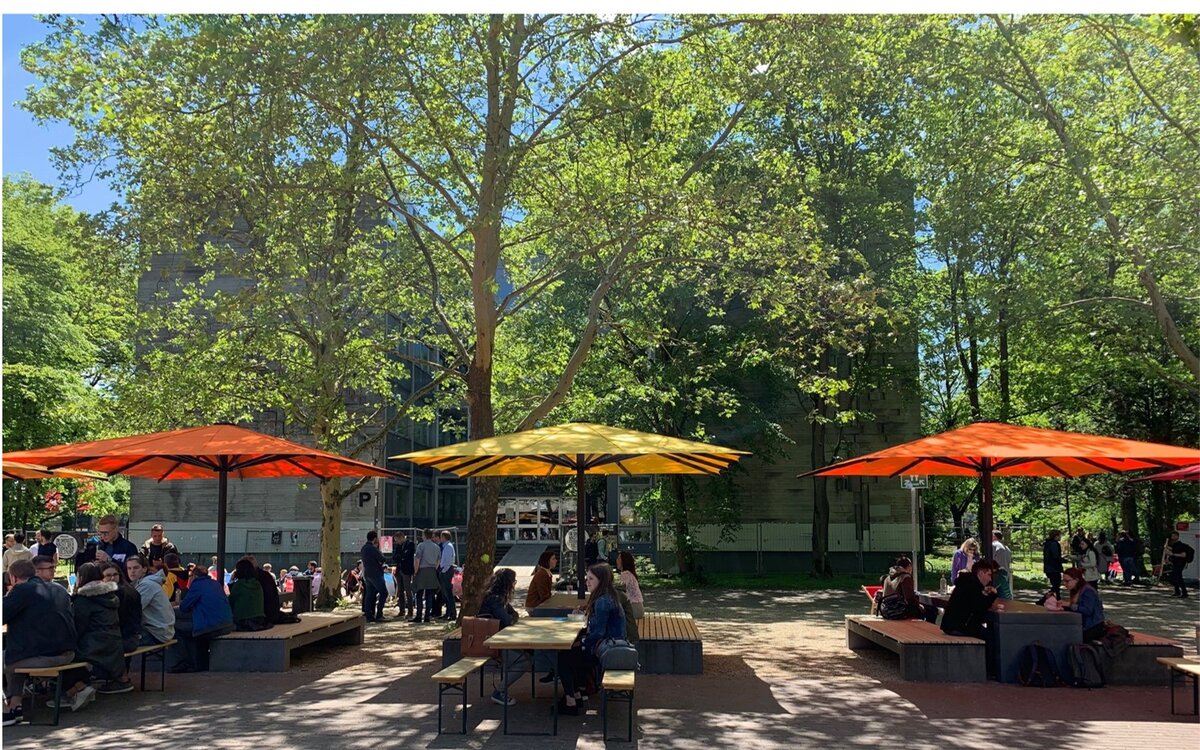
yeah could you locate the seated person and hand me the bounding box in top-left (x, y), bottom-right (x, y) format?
top-left (100, 562), bottom-right (143, 653)
top-left (228, 557), bottom-right (268, 631)
top-left (71, 562), bottom-right (134, 694)
top-left (161, 552), bottom-right (190, 603)
top-left (525, 550), bottom-right (557, 610)
top-left (477, 568), bottom-right (525, 707)
top-left (176, 566), bottom-right (235, 672)
top-left (558, 563), bottom-right (626, 715)
top-left (878, 556), bottom-right (932, 621)
top-left (1061, 566), bottom-right (1106, 641)
top-left (246, 555), bottom-right (297, 624)
top-left (616, 551), bottom-right (645, 620)
top-left (2, 559), bottom-right (81, 725)
top-left (939, 559), bottom-right (999, 639)
top-left (125, 554), bottom-right (176, 645)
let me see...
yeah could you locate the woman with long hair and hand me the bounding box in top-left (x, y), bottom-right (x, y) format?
top-left (476, 568), bottom-right (525, 707)
top-left (1079, 539), bottom-right (1102, 588)
top-left (71, 562), bottom-right (133, 695)
top-left (951, 538), bottom-right (980, 585)
top-left (1062, 567), bottom-right (1106, 640)
top-left (525, 549), bottom-right (557, 610)
top-left (557, 562), bottom-right (626, 715)
top-left (615, 551), bottom-right (644, 619)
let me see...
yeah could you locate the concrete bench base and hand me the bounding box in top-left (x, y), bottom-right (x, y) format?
top-left (847, 615), bottom-right (986, 682)
top-left (209, 611), bottom-right (364, 672)
top-left (1102, 631), bottom-right (1184, 685)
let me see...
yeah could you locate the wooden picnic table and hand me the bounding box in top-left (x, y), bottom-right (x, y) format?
top-left (485, 618), bottom-right (584, 735)
top-left (527, 591), bottom-right (586, 617)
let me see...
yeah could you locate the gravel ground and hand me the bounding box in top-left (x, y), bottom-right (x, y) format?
top-left (4, 583), bottom-right (1197, 748)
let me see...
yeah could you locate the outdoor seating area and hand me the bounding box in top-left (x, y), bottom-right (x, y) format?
top-left (846, 615), bottom-right (988, 682)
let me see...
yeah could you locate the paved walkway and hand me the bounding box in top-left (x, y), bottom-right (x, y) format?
top-left (3, 584), bottom-right (1196, 747)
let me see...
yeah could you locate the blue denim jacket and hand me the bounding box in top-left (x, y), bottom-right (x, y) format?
top-left (583, 593), bottom-right (626, 654)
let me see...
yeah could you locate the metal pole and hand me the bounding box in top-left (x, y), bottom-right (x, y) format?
top-left (981, 462), bottom-right (994, 562)
top-left (576, 456), bottom-right (586, 599)
top-left (217, 467), bottom-right (228, 576)
top-left (1064, 479), bottom-right (1072, 535)
top-left (911, 485), bottom-right (920, 578)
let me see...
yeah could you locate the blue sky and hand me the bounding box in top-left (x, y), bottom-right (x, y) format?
top-left (3, 14), bottom-right (118, 213)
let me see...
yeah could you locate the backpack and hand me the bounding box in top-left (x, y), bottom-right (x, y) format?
top-left (1184, 543), bottom-right (1196, 564)
top-left (1017, 642), bottom-right (1061, 687)
top-left (878, 593), bottom-right (909, 620)
top-left (1092, 621), bottom-right (1132, 659)
top-left (597, 638), bottom-right (640, 671)
top-left (1066, 643), bottom-right (1105, 688)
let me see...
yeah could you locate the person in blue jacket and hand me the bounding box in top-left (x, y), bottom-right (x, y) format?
top-left (175, 566), bottom-right (234, 672)
top-left (558, 562), bottom-right (626, 715)
top-left (1062, 567), bottom-right (1106, 641)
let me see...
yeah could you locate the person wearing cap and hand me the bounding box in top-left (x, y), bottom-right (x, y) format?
top-left (940, 559), bottom-right (1000, 639)
top-left (1061, 567), bottom-right (1106, 640)
top-left (140, 524), bottom-right (180, 570)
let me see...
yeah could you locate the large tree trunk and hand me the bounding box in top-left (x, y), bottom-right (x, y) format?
top-left (670, 475), bottom-right (694, 576)
top-left (1120, 483), bottom-right (1139, 539)
top-left (810, 401), bottom-right (833, 577)
top-left (316, 477), bottom-right (344, 609)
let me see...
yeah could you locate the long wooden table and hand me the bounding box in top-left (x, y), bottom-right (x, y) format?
top-left (485, 618), bottom-right (584, 736)
top-left (527, 591), bottom-right (587, 617)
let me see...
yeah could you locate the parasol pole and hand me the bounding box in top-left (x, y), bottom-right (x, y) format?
top-left (576, 455), bottom-right (586, 599)
top-left (980, 459), bottom-right (994, 563)
top-left (217, 463), bottom-right (228, 581)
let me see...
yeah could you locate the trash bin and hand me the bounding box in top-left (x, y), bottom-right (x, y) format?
top-left (292, 575), bottom-right (312, 614)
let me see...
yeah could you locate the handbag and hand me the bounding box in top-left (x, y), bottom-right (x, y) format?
top-left (461, 616), bottom-right (501, 660)
top-left (596, 637), bottom-right (639, 671)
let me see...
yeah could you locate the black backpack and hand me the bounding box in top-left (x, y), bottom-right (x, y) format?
top-left (1017, 642), bottom-right (1061, 687)
top-left (1066, 643), bottom-right (1105, 688)
top-left (1184, 543), bottom-right (1196, 564)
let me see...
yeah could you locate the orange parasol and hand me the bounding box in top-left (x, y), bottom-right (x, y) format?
top-left (1130, 464), bottom-right (1200, 482)
top-left (802, 422), bottom-right (1200, 561)
top-left (4, 423), bottom-right (403, 569)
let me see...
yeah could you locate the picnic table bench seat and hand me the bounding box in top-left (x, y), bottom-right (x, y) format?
top-left (1157, 657), bottom-right (1200, 715)
top-left (602, 670), bottom-right (636, 742)
top-left (432, 656), bottom-right (491, 735)
top-left (208, 611), bottom-right (364, 672)
top-left (847, 615), bottom-right (986, 682)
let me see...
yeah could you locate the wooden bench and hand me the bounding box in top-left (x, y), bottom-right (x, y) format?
top-left (125, 639), bottom-right (177, 692)
top-left (14, 661), bottom-right (90, 726)
top-left (1157, 657), bottom-right (1200, 715)
top-left (1100, 630), bottom-right (1185, 685)
top-left (601, 669), bottom-right (636, 742)
top-left (637, 613), bottom-right (702, 674)
top-left (846, 615), bottom-right (986, 682)
top-left (432, 656), bottom-right (491, 735)
top-left (208, 611), bottom-right (364, 671)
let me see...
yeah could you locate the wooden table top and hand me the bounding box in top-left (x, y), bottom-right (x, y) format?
top-left (529, 591), bottom-right (587, 612)
top-left (485, 618), bottom-right (584, 650)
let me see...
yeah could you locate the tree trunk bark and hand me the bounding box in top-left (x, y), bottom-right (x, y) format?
top-left (670, 474), bottom-right (693, 576)
top-left (459, 357), bottom-right (498, 618)
top-left (810, 404), bottom-right (833, 577)
top-left (316, 477), bottom-right (343, 609)
top-left (1120, 483), bottom-right (1139, 539)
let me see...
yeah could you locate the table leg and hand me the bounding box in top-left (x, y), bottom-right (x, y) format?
top-left (502, 649), bottom-right (509, 735)
top-left (1171, 668), bottom-right (1177, 714)
top-left (552, 658), bottom-right (559, 736)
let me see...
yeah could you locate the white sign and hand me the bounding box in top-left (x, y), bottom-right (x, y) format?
top-left (901, 476), bottom-right (928, 490)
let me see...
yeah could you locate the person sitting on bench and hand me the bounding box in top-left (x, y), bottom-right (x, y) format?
top-left (126, 554), bottom-right (176, 646)
top-left (2, 559), bottom-right (82, 725)
top-left (940, 559), bottom-right (999, 639)
top-left (477, 567), bottom-right (526, 707)
top-left (72, 562), bottom-right (134, 694)
top-left (880, 556), bottom-right (935, 622)
top-left (228, 557), bottom-right (269, 631)
top-left (100, 562), bottom-right (143, 654)
top-left (1061, 567), bottom-right (1106, 641)
top-left (175, 566), bottom-right (235, 672)
top-left (246, 555), bottom-right (299, 624)
top-left (558, 563), bottom-right (627, 716)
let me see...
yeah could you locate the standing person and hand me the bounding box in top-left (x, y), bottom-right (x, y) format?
top-left (1079, 538), bottom-right (1102, 588)
top-left (951, 538), bottom-right (980, 585)
top-left (3, 533), bottom-right (33, 592)
top-left (615, 551), bottom-right (645, 619)
top-left (437, 530), bottom-right (458, 621)
top-left (1165, 531), bottom-right (1194, 598)
top-left (343, 561), bottom-right (363, 602)
top-left (1060, 567), bottom-right (1107, 641)
top-left (140, 524), bottom-right (179, 571)
top-left (392, 531), bottom-right (416, 619)
top-left (940, 559), bottom-right (1000, 639)
top-left (96, 515), bottom-right (139, 567)
top-left (584, 532), bottom-right (600, 567)
top-left (1042, 530), bottom-right (1067, 598)
top-left (360, 530), bottom-right (388, 623)
top-left (176, 566), bottom-right (235, 672)
top-left (1069, 527), bottom-right (1086, 567)
top-left (1115, 531), bottom-right (1138, 586)
top-left (411, 529), bottom-right (441, 624)
top-left (71, 562), bottom-right (134, 694)
top-left (208, 555), bottom-right (221, 580)
top-left (34, 530), bottom-right (59, 567)
top-left (125, 554), bottom-right (176, 645)
top-left (991, 532), bottom-right (1013, 600)
top-left (1096, 532), bottom-right (1115, 584)
top-left (526, 550), bottom-right (557, 610)
top-left (557, 563), bottom-right (626, 715)
top-left (3, 559), bottom-right (81, 725)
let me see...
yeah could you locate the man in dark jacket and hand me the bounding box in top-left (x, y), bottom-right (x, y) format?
top-left (246, 555), bottom-right (297, 625)
top-left (1115, 531), bottom-right (1139, 586)
top-left (140, 524), bottom-right (180, 570)
top-left (1166, 531), bottom-right (1194, 598)
top-left (96, 515), bottom-right (139, 566)
top-left (392, 531), bottom-right (415, 619)
top-left (940, 559), bottom-right (999, 639)
top-left (360, 531), bottom-right (388, 622)
top-left (3, 559), bottom-right (79, 725)
top-left (1042, 530), bottom-right (1067, 598)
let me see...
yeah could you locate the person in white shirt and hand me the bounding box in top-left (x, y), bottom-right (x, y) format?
top-left (992, 531), bottom-right (1013, 600)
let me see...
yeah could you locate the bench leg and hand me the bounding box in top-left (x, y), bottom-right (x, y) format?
top-left (141, 652), bottom-right (148, 691)
top-left (52, 674), bottom-right (63, 727)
